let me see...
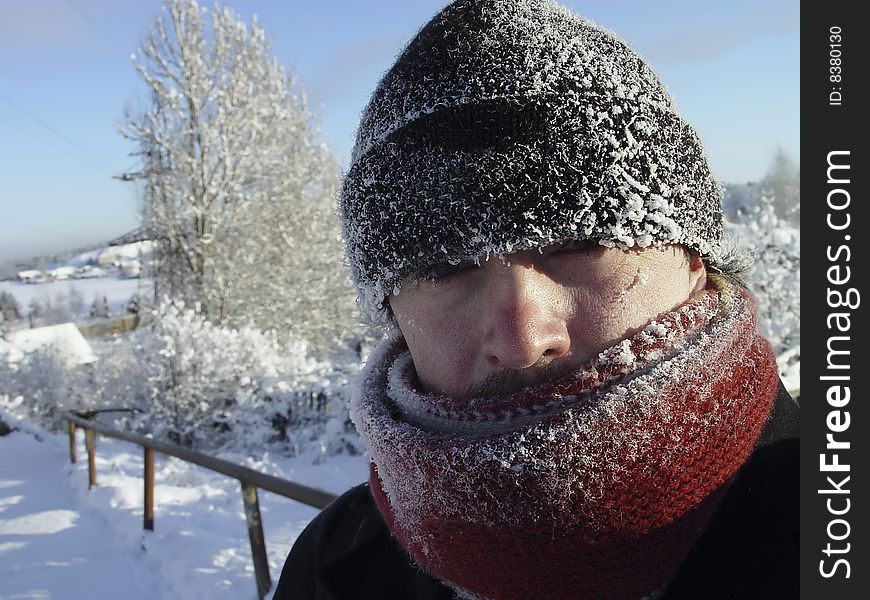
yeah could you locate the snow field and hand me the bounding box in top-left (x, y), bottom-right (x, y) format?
top-left (0, 411), bottom-right (368, 599)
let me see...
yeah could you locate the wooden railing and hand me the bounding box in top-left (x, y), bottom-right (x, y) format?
top-left (66, 410), bottom-right (337, 600)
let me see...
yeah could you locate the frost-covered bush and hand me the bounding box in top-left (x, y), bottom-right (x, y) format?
top-left (725, 196), bottom-right (800, 354)
top-left (724, 195), bottom-right (800, 393)
top-left (133, 300), bottom-right (354, 449)
top-left (26, 289), bottom-right (80, 327)
top-left (0, 300), bottom-right (362, 456)
top-left (0, 347), bottom-right (93, 429)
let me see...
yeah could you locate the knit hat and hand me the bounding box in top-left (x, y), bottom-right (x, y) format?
top-left (340, 0), bottom-right (723, 324)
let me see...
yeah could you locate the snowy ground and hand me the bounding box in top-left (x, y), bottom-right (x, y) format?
top-left (0, 410), bottom-right (368, 600)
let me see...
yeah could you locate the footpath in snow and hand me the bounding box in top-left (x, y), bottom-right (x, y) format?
top-left (0, 412), bottom-right (368, 599)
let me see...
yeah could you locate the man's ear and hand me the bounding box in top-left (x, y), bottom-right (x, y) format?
top-left (688, 251), bottom-right (708, 294)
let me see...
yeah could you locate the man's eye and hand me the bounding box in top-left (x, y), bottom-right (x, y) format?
top-left (555, 239), bottom-right (598, 253)
top-left (419, 260), bottom-right (475, 282)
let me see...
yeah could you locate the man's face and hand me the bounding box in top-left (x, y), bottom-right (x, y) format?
top-left (389, 242), bottom-right (707, 399)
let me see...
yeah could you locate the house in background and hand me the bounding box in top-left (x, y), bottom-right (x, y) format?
top-left (98, 230), bottom-right (156, 278)
top-left (3, 323), bottom-right (98, 367)
top-left (48, 266), bottom-right (77, 280)
top-left (0, 337), bottom-right (25, 364)
top-left (16, 270), bottom-right (48, 284)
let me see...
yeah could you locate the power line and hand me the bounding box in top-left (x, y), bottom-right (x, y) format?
top-left (61, 0), bottom-right (130, 55)
top-left (0, 111), bottom-right (54, 146)
top-left (0, 92), bottom-right (122, 175)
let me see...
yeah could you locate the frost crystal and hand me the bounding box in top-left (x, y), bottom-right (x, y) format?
top-left (339, 0), bottom-right (723, 323)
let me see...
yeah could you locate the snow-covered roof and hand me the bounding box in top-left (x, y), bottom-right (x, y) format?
top-left (0, 338), bottom-right (25, 364)
top-left (17, 270), bottom-right (44, 279)
top-left (5, 323), bottom-right (97, 366)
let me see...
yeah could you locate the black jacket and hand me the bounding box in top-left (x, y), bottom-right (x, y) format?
top-left (275, 383), bottom-right (799, 600)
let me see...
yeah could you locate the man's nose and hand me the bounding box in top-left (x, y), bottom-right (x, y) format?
top-left (480, 260), bottom-right (571, 370)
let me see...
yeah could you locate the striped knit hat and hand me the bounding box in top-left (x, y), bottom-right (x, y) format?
top-left (340, 0), bottom-right (723, 324)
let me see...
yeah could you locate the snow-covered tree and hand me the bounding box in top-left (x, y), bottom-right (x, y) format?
top-left (126, 293), bottom-right (142, 315)
top-left (724, 194), bottom-right (800, 395)
top-left (66, 286), bottom-right (85, 318)
top-left (24, 289), bottom-right (87, 327)
top-left (121, 0), bottom-right (359, 354)
top-left (759, 147), bottom-right (799, 226)
top-left (90, 295), bottom-right (111, 319)
top-left (0, 291), bottom-right (21, 322)
top-left (27, 298), bottom-right (41, 325)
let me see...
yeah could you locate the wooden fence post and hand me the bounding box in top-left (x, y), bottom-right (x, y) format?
top-left (65, 410), bottom-right (338, 597)
top-left (241, 482), bottom-right (271, 600)
top-left (68, 420), bottom-right (77, 463)
top-left (85, 428), bottom-right (97, 488)
top-left (144, 447), bottom-right (154, 531)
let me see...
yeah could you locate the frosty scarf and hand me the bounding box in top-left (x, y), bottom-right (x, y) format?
top-left (349, 281), bottom-right (779, 600)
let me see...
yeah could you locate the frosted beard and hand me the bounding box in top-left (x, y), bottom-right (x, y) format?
top-left (349, 279), bottom-right (780, 600)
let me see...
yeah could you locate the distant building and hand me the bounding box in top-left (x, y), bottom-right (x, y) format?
top-left (97, 240), bottom-right (154, 274)
top-left (97, 251), bottom-right (117, 268)
top-left (4, 323), bottom-right (97, 367)
top-left (48, 266), bottom-right (77, 280)
top-left (71, 265), bottom-right (107, 279)
top-left (17, 269), bottom-right (48, 284)
top-left (0, 337), bottom-right (25, 364)
top-left (118, 259), bottom-right (142, 278)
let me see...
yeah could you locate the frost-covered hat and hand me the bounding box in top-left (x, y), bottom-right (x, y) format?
top-left (341, 0), bottom-right (723, 323)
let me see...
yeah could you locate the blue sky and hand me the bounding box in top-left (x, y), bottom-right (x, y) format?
top-left (0, 0), bottom-right (799, 263)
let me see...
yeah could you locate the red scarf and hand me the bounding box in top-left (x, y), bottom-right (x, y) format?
top-left (350, 283), bottom-right (779, 600)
